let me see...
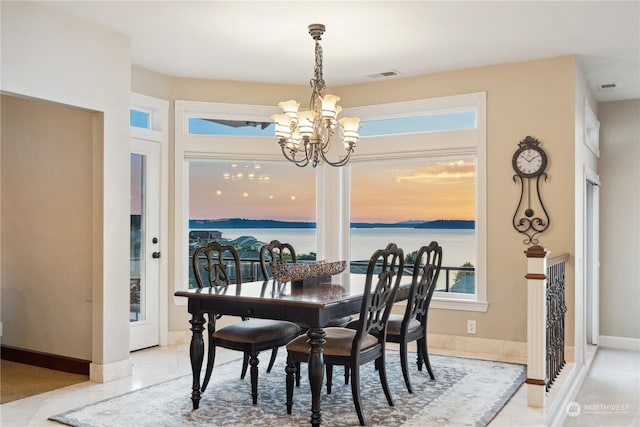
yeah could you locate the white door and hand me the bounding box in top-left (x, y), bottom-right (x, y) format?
top-left (130, 138), bottom-right (161, 350)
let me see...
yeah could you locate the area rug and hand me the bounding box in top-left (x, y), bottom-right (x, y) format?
top-left (50, 351), bottom-right (525, 427)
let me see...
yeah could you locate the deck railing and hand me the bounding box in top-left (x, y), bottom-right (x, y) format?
top-left (183, 257), bottom-right (475, 293)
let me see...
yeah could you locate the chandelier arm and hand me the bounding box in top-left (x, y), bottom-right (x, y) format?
top-left (279, 143), bottom-right (310, 167)
top-left (319, 148), bottom-right (352, 167)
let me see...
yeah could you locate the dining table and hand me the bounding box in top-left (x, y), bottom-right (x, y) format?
top-left (175, 271), bottom-right (412, 426)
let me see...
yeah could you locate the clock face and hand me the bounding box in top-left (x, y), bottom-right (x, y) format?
top-left (513, 147), bottom-right (547, 177)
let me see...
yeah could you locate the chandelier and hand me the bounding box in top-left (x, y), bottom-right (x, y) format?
top-left (271, 24), bottom-right (360, 168)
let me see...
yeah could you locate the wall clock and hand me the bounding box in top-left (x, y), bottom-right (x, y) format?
top-left (512, 136), bottom-right (550, 245)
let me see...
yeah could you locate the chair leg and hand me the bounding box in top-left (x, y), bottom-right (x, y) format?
top-left (399, 340), bottom-right (413, 393)
top-left (201, 341), bottom-right (216, 392)
top-left (418, 336), bottom-right (435, 380)
top-left (325, 364), bottom-right (333, 394)
top-left (295, 361), bottom-right (301, 387)
top-left (344, 366), bottom-right (350, 384)
top-left (266, 347), bottom-right (278, 373)
top-left (285, 357), bottom-right (297, 414)
top-left (350, 365), bottom-right (366, 426)
top-left (249, 353), bottom-right (259, 405)
top-left (377, 355), bottom-right (395, 407)
top-left (241, 352), bottom-right (249, 379)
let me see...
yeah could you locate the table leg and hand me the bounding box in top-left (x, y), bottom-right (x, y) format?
top-left (189, 312), bottom-right (206, 409)
top-left (307, 327), bottom-right (326, 426)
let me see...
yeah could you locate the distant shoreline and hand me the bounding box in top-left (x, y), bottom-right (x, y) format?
top-left (189, 218), bottom-right (475, 230)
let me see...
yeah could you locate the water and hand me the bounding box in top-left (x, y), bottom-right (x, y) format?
top-left (212, 227), bottom-right (475, 269)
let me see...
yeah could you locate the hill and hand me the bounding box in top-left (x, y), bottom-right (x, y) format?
top-left (190, 218), bottom-right (474, 229)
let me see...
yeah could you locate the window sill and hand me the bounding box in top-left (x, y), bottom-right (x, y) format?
top-left (431, 296), bottom-right (488, 312)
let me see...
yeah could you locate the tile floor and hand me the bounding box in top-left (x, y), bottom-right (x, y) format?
top-left (1, 344), bottom-right (637, 426)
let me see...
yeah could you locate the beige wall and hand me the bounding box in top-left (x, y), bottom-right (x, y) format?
top-left (1, 1), bottom-right (131, 373)
top-left (1, 96), bottom-right (94, 359)
top-left (134, 57), bottom-right (579, 345)
top-left (339, 57), bottom-right (577, 344)
top-left (598, 100), bottom-right (640, 339)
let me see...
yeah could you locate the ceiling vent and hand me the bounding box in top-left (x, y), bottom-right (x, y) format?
top-left (366, 69), bottom-right (399, 79)
top-left (597, 83), bottom-right (617, 92)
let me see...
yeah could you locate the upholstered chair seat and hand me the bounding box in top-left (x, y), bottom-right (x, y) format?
top-left (214, 319), bottom-right (301, 345)
top-left (384, 314), bottom-right (421, 336)
top-left (286, 327), bottom-right (378, 357)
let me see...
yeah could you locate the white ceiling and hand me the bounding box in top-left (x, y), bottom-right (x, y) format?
top-left (41, 1), bottom-right (640, 103)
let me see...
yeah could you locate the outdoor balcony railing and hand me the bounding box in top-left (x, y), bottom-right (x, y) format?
top-left (183, 257), bottom-right (476, 294)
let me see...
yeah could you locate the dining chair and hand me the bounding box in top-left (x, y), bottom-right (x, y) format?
top-left (192, 241), bottom-right (302, 404)
top-left (385, 241), bottom-right (442, 393)
top-left (284, 243), bottom-right (404, 426)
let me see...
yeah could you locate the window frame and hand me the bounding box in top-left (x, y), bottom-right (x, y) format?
top-left (345, 92), bottom-right (487, 312)
top-left (173, 93), bottom-right (487, 312)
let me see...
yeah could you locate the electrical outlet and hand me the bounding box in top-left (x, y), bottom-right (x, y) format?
top-left (467, 320), bottom-right (476, 334)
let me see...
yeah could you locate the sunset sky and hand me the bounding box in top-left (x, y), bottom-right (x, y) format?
top-left (188, 157), bottom-right (475, 223)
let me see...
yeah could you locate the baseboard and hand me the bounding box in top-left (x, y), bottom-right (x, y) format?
top-left (0, 344), bottom-right (90, 375)
top-left (545, 361), bottom-right (588, 426)
top-left (90, 358), bottom-right (133, 383)
top-left (169, 329), bottom-right (528, 363)
top-left (599, 335), bottom-right (640, 350)
top-left (427, 333), bottom-right (527, 364)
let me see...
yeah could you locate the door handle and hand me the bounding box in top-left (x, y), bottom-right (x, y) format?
top-left (152, 251), bottom-right (161, 259)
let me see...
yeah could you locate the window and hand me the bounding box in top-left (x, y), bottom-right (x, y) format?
top-left (175, 93), bottom-right (486, 311)
top-left (187, 159), bottom-right (316, 288)
top-left (360, 111), bottom-right (476, 137)
top-left (130, 109), bottom-right (150, 129)
top-left (347, 92), bottom-right (487, 310)
top-left (350, 157), bottom-right (476, 295)
top-left (189, 118), bottom-right (274, 136)
top-left (175, 101), bottom-right (316, 297)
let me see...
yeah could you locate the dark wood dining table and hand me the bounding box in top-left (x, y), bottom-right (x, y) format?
top-left (175, 272), bottom-right (412, 426)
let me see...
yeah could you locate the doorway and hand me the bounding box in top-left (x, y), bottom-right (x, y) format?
top-left (585, 174), bottom-right (600, 346)
top-left (130, 138), bottom-right (162, 350)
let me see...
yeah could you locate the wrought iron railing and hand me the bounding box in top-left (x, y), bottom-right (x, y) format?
top-left (186, 257), bottom-right (475, 294)
top-left (546, 253), bottom-right (569, 391)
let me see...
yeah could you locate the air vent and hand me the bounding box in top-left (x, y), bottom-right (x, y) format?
top-left (597, 83), bottom-right (617, 92)
top-left (366, 69), bottom-right (399, 79)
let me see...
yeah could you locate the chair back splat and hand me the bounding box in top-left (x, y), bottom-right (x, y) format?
top-left (354, 243), bottom-right (405, 354)
top-left (259, 239), bottom-right (297, 280)
top-left (192, 241), bottom-right (241, 288)
top-left (405, 241), bottom-right (442, 329)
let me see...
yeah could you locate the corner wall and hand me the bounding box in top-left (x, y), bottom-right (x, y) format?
top-left (1, 2), bottom-right (131, 378)
top-left (598, 100), bottom-right (640, 342)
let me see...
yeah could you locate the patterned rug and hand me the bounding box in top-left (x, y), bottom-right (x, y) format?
top-left (49, 351), bottom-right (526, 427)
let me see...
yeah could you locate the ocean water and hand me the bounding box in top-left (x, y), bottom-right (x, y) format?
top-left (213, 227), bottom-right (475, 269)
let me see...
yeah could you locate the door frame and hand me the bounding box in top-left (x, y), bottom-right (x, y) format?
top-left (585, 167), bottom-right (600, 346)
top-left (130, 93), bottom-right (169, 349)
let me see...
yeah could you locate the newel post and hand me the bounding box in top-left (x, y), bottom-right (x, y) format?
top-left (525, 245), bottom-right (548, 407)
